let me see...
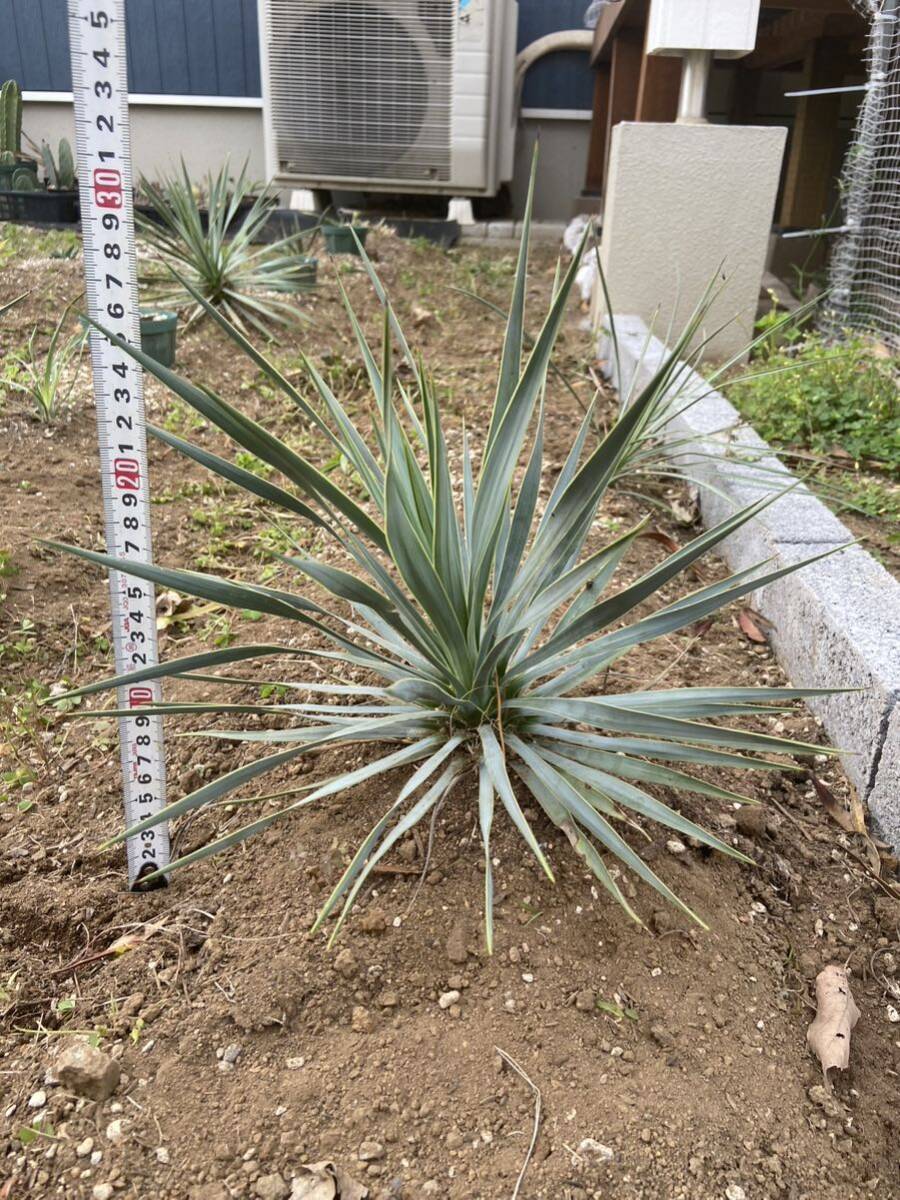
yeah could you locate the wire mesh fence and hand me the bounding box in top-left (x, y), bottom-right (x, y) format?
top-left (824, 0), bottom-right (900, 349)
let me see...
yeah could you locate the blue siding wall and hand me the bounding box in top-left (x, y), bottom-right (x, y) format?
top-left (0, 0), bottom-right (260, 96)
top-left (517, 0), bottom-right (594, 111)
top-left (1, 0), bottom-right (589, 109)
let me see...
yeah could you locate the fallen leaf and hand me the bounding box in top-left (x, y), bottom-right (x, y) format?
top-left (640, 528), bottom-right (679, 555)
top-left (639, 528), bottom-right (709, 583)
top-left (811, 774), bottom-right (865, 835)
top-left (411, 304), bottom-right (434, 327)
top-left (737, 609), bottom-right (768, 644)
top-left (290, 1161), bottom-right (369, 1200)
top-left (671, 486), bottom-right (700, 527)
top-left (807, 964), bottom-right (860, 1079)
top-left (52, 921), bottom-right (168, 976)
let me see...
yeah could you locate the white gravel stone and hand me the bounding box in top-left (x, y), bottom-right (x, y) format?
top-left (438, 990), bottom-right (461, 1009)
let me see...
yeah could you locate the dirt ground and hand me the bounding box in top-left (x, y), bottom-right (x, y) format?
top-left (2, 225), bottom-right (900, 1200)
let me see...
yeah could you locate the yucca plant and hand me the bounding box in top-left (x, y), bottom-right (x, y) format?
top-left (51, 171), bottom-right (844, 948)
top-left (137, 159), bottom-right (316, 336)
top-left (6, 305), bottom-right (86, 421)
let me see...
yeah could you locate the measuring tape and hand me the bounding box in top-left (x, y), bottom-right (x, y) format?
top-left (69, 0), bottom-right (169, 889)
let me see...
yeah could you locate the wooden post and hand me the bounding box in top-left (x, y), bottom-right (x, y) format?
top-left (636, 50), bottom-right (682, 123)
top-left (608, 29), bottom-right (644, 132)
top-left (779, 37), bottom-right (847, 227)
top-left (584, 29), bottom-right (642, 194)
top-left (585, 64), bottom-right (612, 192)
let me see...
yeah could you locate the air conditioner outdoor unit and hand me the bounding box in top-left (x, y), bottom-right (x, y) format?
top-left (259, 0), bottom-right (518, 196)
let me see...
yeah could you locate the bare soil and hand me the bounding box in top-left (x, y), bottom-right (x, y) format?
top-left (2, 225), bottom-right (900, 1200)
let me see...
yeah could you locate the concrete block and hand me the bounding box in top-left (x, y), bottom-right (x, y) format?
top-left (869, 703), bottom-right (900, 849)
top-left (753, 542), bottom-right (900, 808)
top-left (487, 220), bottom-right (515, 240)
top-left (459, 223), bottom-right (487, 241)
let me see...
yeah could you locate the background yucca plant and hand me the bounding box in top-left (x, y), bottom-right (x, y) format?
top-left (53, 172), bottom-right (843, 948)
top-left (137, 159), bottom-right (316, 335)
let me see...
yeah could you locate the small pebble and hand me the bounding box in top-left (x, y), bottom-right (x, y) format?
top-left (438, 990), bottom-right (460, 1010)
top-left (76, 1138), bottom-right (94, 1159)
top-left (666, 839), bottom-right (687, 856)
top-left (725, 1186), bottom-right (747, 1200)
top-left (28, 1091), bottom-right (46, 1109)
top-left (155, 1147), bottom-right (170, 1165)
top-left (358, 1140), bottom-right (384, 1162)
top-left (222, 1043), bottom-right (242, 1064)
top-left (92, 1186), bottom-right (114, 1200)
top-left (577, 1138), bottom-right (614, 1163)
top-left (285, 1056), bottom-right (306, 1070)
top-left (105, 1119), bottom-right (124, 1143)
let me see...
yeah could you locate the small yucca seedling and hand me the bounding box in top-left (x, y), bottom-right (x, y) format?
top-left (53, 167), bottom-right (844, 948)
top-left (137, 158), bottom-right (316, 336)
top-left (7, 305), bottom-right (86, 422)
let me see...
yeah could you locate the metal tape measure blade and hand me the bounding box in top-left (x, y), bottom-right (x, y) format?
top-left (69, 0), bottom-right (169, 888)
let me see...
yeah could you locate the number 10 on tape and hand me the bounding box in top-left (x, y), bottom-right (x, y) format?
top-left (69, 0), bottom-right (170, 888)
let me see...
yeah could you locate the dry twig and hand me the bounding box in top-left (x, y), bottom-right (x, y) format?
top-left (495, 1046), bottom-right (542, 1200)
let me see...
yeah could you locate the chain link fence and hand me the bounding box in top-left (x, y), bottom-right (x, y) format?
top-left (824, 0), bottom-right (900, 349)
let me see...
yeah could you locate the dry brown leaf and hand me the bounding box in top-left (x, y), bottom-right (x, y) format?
top-left (737, 609), bottom-right (768, 644)
top-left (52, 921), bottom-right (168, 976)
top-left (411, 304), bottom-right (434, 327)
top-left (811, 774), bottom-right (867, 836)
top-left (807, 964), bottom-right (860, 1079)
top-left (290, 1161), bottom-right (368, 1200)
top-left (671, 486), bottom-right (700, 527)
top-left (811, 774), bottom-right (857, 833)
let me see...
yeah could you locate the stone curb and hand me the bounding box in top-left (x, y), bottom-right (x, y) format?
top-left (599, 315), bottom-right (900, 849)
top-left (459, 220), bottom-right (566, 244)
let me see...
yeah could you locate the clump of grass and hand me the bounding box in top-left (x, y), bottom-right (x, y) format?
top-left (52, 161), bottom-right (843, 946)
top-left (137, 158), bottom-right (316, 336)
top-left (728, 328), bottom-right (899, 474)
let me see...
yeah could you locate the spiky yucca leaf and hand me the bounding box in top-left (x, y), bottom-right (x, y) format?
top-left (137, 158), bottom-right (316, 335)
top-left (53, 165), bottom-right (847, 946)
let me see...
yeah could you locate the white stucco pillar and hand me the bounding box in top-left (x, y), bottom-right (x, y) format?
top-left (595, 121), bottom-right (786, 362)
top-left (593, 0), bottom-right (781, 362)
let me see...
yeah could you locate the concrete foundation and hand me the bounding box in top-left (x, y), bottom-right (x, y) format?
top-left (22, 100), bottom-right (591, 223)
top-left (595, 122), bottom-right (787, 362)
top-left (23, 99), bottom-right (267, 183)
top-left (602, 314), bottom-right (900, 849)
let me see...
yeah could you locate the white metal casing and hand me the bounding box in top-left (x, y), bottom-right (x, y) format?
top-left (646, 0), bottom-right (761, 59)
top-left (259, 0), bottom-right (518, 195)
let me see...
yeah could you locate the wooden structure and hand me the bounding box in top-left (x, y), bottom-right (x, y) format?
top-left (587, 0), bottom-right (868, 229)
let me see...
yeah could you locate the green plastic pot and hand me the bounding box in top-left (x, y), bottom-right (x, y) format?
top-left (295, 255), bottom-right (318, 287)
top-left (323, 224), bottom-right (368, 256)
top-left (140, 309), bottom-right (178, 368)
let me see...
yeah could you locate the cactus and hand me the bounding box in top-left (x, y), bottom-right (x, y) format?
top-left (0, 80), bottom-right (23, 160)
top-left (40, 140), bottom-right (58, 188)
top-left (11, 165), bottom-right (37, 191)
top-left (40, 137), bottom-right (77, 190)
top-left (58, 137), bottom-right (75, 189)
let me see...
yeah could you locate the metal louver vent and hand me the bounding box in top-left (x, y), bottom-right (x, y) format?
top-left (266, 0), bottom-right (455, 183)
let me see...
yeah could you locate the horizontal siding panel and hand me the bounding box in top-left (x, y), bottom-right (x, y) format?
top-left (517, 0), bottom-right (595, 112)
top-left (0, 0), bottom-right (261, 97)
top-left (2, 0), bottom-right (579, 106)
